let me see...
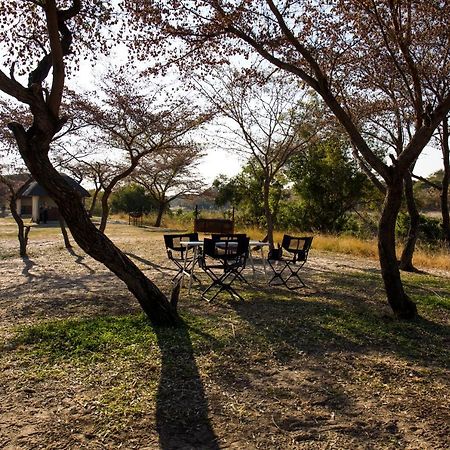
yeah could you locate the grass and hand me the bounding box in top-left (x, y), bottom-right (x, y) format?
top-left (8, 268), bottom-right (450, 372)
top-left (3, 273), bottom-right (448, 434)
top-left (15, 315), bottom-right (159, 362)
top-left (239, 225), bottom-right (450, 271)
top-left (2, 214), bottom-right (449, 271)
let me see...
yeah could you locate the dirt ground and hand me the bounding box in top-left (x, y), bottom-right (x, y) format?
top-left (0, 223), bottom-right (449, 449)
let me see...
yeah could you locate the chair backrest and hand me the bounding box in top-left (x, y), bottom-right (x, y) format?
top-left (164, 233), bottom-right (199, 253)
top-left (204, 235), bottom-right (249, 261)
top-left (281, 235), bottom-right (313, 262)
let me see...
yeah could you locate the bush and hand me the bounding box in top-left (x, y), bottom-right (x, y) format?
top-left (111, 184), bottom-right (157, 213)
top-left (396, 212), bottom-right (442, 245)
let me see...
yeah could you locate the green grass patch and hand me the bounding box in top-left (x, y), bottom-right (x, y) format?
top-left (14, 314), bottom-right (158, 362)
top-left (10, 312), bottom-right (235, 364)
top-left (3, 287), bottom-right (449, 429)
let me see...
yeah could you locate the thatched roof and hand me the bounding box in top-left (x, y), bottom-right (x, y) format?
top-left (19, 174), bottom-right (90, 198)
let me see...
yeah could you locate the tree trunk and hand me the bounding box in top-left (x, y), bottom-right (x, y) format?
top-left (263, 179), bottom-right (275, 249)
top-left (99, 188), bottom-right (111, 233)
top-left (399, 171), bottom-right (420, 271)
top-left (378, 177), bottom-right (418, 319)
top-left (58, 215), bottom-right (72, 249)
top-left (89, 188), bottom-right (101, 216)
top-left (10, 124), bottom-right (180, 327)
top-left (154, 201), bottom-right (166, 227)
top-left (441, 118), bottom-right (450, 244)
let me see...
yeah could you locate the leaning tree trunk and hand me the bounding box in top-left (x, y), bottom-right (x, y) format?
top-left (399, 171), bottom-right (420, 271)
top-left (263, 179), bottom-right (275, 249)
top-left (441, 118), bottom-right (450, 244)
top-left (378, 176), bottom-right (418, 319)
top-left (9, 122), bottom-right (179, 327)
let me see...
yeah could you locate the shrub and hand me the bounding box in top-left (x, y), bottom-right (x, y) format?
top-left (396, 212), bottom-right (442, 245)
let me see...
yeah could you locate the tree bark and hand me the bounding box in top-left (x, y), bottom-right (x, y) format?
top-left (89, 187), bottom-right (101, 216)
top-left (399, 171), bottom-right (420, 271)
top-left (441, 118), bottom-right (450, 244)
top-left (99, 188), bottom-right (111, 233)
top-left (58, 215), bottom-right (72, 249)
top-left (378, 176), bottom-right (418, 319)
top-left (10, 195), bottom-right (30, 257)
top-left (154, 201), bottom-right (166, 227)
top-left (10, 123), bottom-right (180, 327)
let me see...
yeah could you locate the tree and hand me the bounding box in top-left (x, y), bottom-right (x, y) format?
top-left (0, 169), bottom-right (32, 257)
top-left (133, 144), bottom-right (205, 227)
top-left (126, 0), bottom-right (450, 319)
top-left (214, 163), bottom-right (286, 229)
top-left (61, 158), bottom-right (114, 217)
top-left (0, 1), bottom-right (179, 325)
top-left (351, 97), bottom-right (422, 271)
top-left (111, 183), bottom-right (157, 214)
top-left (412, 121), bottom-right (450, 245)
top-left (289, 137), bottom-right (369, 233)
top-left (71, 72), bottom-right (209, 232)
top-left (0, 99), bottom-right (74, 251)
top-left (196, 68), bottom-right (313, 248)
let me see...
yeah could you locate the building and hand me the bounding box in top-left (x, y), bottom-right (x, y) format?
top-left (17, 174), bottom-right (90, 222)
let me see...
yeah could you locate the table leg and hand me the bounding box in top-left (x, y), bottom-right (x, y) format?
top-left (188, 245), bottom-right (198, 294)
top-left (181, 247), bottom-right (190, 289)
top-left (261, 247), bottom-right (268, 282)
top-left (248, 248), bottom-right (256, 280)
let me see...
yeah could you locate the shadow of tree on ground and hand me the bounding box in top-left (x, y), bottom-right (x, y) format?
top-left (154, 322), bottom-right (220, 450)
top-left (21, 256), bottom-right (36, 280)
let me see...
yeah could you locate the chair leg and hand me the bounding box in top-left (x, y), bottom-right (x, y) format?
top-left (267, 260), bottom-right (290, 288)
top-left (201, 269), bottom-right (244, 302)
top-left (268, 260), bottom-right (307, 290)
top-left (282, 261), bottom-right (307, 290)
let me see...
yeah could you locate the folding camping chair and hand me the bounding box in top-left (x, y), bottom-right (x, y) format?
top-left (210, 233), bottom-right (249, 284)
top-left (267, 235), bottom-right (313, 290)
top-left (199, 235), bottom-right (250, 302)
top-left (163, 233), bottom-right (200, 282)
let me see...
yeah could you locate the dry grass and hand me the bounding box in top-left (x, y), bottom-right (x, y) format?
top-left (239, 226), bottom-right (450, 272)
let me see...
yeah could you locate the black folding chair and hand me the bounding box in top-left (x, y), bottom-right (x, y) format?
top-left (199, 235), bottom-right (250, 302)
top-left (268, 235), bottom-right (313, 290)
top-left (163, 233), bottom-right (200, 282)
top-left (210, 233), bottom-right (249, 283)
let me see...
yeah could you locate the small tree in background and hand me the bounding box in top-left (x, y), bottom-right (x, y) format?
top-left (414, 120), bottom-right (450, 245)
top-left (0, 169), bottom-right (32, 257)
top-left (72, 71), bottom-right (210, 232)
top-left (197, 68), bottom-right (314, 248)
top-left (214, 163), bottom-right (286, 230)
top-left (111, 184), bottom-right (157, 215)
top-left (133, 144), bottom-right (205, 227)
